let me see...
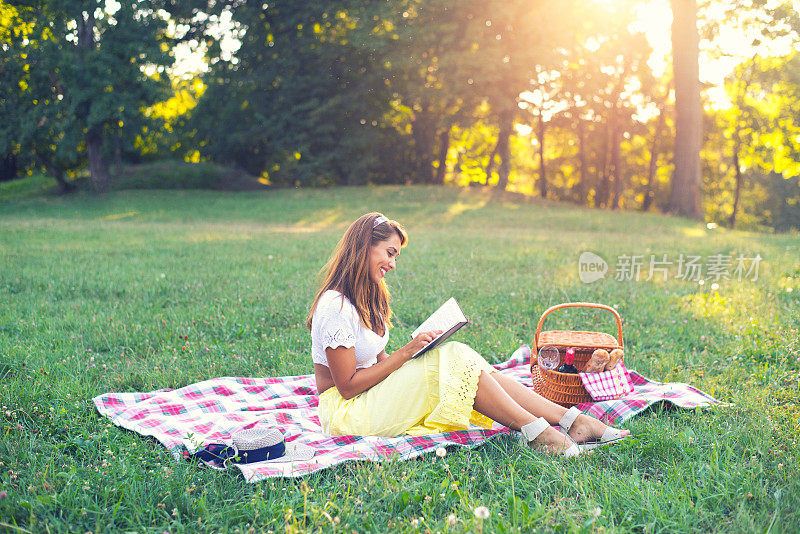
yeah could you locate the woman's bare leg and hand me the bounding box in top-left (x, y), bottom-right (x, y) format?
top-left (471, 371), bottom-right (572, 453)
top-left (490, 373), bottom-right (569, 424)
top-left (491, 372), bottom-right (630, 443)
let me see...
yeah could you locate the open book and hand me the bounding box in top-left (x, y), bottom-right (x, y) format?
top-left (411, 297), bottom-right (468, 358)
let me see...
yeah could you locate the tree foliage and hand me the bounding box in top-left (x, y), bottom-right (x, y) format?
top-left (0, 0), bottom-right (219, 191)
top-left (2, 0), bottom-right (799, 230)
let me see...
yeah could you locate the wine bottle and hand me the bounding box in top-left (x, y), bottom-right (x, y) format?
top-left (557, 348), bottom-right (579, 374)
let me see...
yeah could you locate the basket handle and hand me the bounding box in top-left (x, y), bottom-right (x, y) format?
top-left (533, 302), bottom-right (623, 353)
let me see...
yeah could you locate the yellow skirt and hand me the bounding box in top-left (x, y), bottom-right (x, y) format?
top-left (318, 341), bottom-right (496, 437)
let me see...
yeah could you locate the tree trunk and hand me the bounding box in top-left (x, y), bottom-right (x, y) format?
top-left (728, 60), bottom-right (756, 228)
top-left (114, 130), bottom-right (123, 169)
top-left (36, 152), bottom-right (75, 194)
top-left (78, 10), bottom-right (111, 193)
top-left (484, 141), bottom-right (499, 184)
top-left (410, 102), bottom-right (435, 184)
top-left (574, 118), bottom-right (587, 203)
top-left (610, 120), bottom-right (622, 210)
top-left (609, 110), bottom-right (622, 210)
top-left (495, 112), bottom-right (513, 190)
top-left (597, 119), bottom-right (612, 207)
top-left (51, 169), bottom-right (75, 194)
top-left (643, 105), bottom-right (666, 211)
top-left (0, 154), bottom-right (18, 181)
top-left (729, 134), bottom-right (743, 228)
top-left (669, 0), bottom-right (703, 219)
top-left (434, 128), bottom-right (450, 185)
top-left (454, 151), bottom-right (464, 182)
top-left (86, 127), bottom-right (111, 193)
top-left (536, 113), bottom-right (547, 198)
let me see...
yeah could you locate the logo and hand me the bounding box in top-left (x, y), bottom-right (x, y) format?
top-left (579, 252), bottom-right (608, 283)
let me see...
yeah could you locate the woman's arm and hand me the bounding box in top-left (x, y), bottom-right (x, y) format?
top-left (326, 330), bottom-right (441, 399)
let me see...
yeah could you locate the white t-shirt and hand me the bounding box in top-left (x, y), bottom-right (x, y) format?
top-left (311, 290), bottom-right (389, 369)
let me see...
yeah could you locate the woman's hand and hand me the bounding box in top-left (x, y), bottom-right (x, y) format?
top-left (324, 330), bottom-right (443, 400)
top-left (400, 330), bottom-right (443, 360)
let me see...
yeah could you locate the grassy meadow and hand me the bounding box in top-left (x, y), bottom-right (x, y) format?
top-left (0, 180), bottom-right (799, 533)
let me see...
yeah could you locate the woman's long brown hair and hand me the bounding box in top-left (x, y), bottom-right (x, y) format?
top-left (307, 212), bottom-right (407, 335)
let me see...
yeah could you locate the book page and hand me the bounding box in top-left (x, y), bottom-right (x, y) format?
top-left (412, 298), bottom-right (466, 338)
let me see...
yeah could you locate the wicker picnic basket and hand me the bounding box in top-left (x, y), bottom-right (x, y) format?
top-left (531, 302), bottom-right (624, 407)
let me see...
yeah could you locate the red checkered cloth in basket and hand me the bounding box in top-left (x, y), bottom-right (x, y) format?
top-left (93, 351), bottom-right (720, 481)
top-left (579, 364), bottom-right (634, 401)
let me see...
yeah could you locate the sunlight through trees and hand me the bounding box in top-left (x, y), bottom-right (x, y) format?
top-left (1, 0), bottom-right (798, 230)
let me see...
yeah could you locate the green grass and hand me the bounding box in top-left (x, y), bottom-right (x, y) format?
top-left (112, 161), bottom-right (264, 191)
top-left (0, 182), bottom-right (798, 533)
top-left (0, 173), bottom-right (64, 201)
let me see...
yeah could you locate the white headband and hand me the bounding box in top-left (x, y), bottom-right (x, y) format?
top-left (373, 215), bottom-right (389, 228)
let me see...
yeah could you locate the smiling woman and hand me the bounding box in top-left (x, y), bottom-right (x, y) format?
top-left (367, 215), bottom-right (401, 284)
top-left (305, 212), bottom-right (629, 454)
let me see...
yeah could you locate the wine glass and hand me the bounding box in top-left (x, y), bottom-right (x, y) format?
top-left (538, 345), bottom-right (560, 371)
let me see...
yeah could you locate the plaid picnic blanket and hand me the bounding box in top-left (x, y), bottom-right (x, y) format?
top-left (93, 351), bottom-right (720, 481)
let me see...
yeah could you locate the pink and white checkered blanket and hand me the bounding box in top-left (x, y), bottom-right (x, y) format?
top-left (579, 364), bottom-right (635, 401)
top-left (93, 352), bottom-right (720, 481)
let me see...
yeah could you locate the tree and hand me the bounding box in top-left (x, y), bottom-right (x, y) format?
top-left (642, 81), bottom-right (671, 212)
top-left (721, 53), bottom-right (800, 229)
top-left (379, 0), bottom-right (570, 188)
top-left (723, 59), bottom-right (758, 228)
top-left (1, 3), bottom-right (81, 191)
top-left (191, 1), bottom-right (405, 185)
top-left (465, 1), bottom-right (577, 191)
top-left (380, 0), bottom-right (477, 185)
top-left (701, 0), bottom-right (800, 226)
top-left (519, 67), bottom-right (561, 198)
top-left (668, 0), bottom-right (799, 220)
top-left (0, 0), bottom-right (212, 192)
top-left (668, 0), bottom-right (703, 219)
top-left (543, 1), bottom-right (653, 208)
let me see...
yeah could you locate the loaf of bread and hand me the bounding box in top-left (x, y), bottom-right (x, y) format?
top-left (605, 348), bottom-right (624, 371)
top-left (585, 349), bottom-right (610, 373)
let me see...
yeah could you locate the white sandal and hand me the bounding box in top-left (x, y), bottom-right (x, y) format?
top-left (520, 417), bottom-right (581, 458)
top-left (558, 406), bottom-right (582, 435)
top-left (558, 406), bottom-right (627, 448)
